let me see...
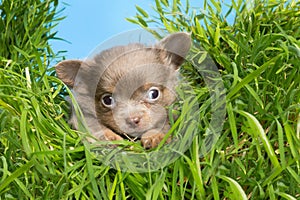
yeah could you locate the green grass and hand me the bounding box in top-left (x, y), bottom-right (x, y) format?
top-left (1, 0), bottom-right (300, 199)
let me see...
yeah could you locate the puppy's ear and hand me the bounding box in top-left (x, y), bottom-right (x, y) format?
top-left (157, 32), bottom-right (191, 69)
top-left (56, 60), bottom-right (82, 88)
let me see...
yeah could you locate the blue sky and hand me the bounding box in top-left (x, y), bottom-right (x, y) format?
top-left (51, 1), bottom-right (231, 59)
top-left (51, 0), bottom-right (160, 59)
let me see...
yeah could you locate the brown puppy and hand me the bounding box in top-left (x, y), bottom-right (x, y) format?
top-left (56, 32), bottom-right (191, 149)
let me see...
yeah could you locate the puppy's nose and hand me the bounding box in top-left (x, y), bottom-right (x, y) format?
top-left (127, 115), bottom-right (141, 127)
top-left (131, 116), bottom-right (140, 124)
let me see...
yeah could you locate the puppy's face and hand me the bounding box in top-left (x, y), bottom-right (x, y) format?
top-left (94, 46), bottom-right (178, 138)
top-left (55, 32), bottom-right (191, 139)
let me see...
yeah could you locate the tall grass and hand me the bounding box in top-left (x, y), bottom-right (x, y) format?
top-left (0, 0), bottom-right (299, 199)
top-left (128, 0), bottom-right (300, 198)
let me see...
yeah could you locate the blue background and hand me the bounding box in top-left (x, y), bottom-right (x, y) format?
top-left (51, 1), bottom-right (232, 59)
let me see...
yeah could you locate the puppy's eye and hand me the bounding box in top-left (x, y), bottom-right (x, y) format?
top-left (101, 94), bottom-right (115, 107)
top-left (146, 87), bottom-right (160, 101)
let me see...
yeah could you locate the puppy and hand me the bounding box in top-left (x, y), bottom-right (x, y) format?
top-left (56, 32), bottom-right (191, 149)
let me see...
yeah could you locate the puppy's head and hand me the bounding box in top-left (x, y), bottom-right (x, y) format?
top-left (56, 32), bottom-right (191, 138)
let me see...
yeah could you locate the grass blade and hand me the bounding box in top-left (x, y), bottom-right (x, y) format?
top-left (238, 111), bottom-right (281, 169)
top-left (227, 58), bottom-right (277, 100)
top-left (218, 175), bottom-right (247, 200)
top-left (0, 159), bottom-right (35, 193)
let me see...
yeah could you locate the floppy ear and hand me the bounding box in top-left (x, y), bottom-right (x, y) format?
top-left (157, 32), bottom-right (191, 69)
top-left (55, 60), bottom-right (82, 88)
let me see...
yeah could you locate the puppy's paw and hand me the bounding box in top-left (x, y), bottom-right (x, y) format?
top-left (102, 129), bottom-right (123, 141)
top-left (87, 128), bottom-right (123, 143)
top-left (141, 130), bottom-right (171, 149)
